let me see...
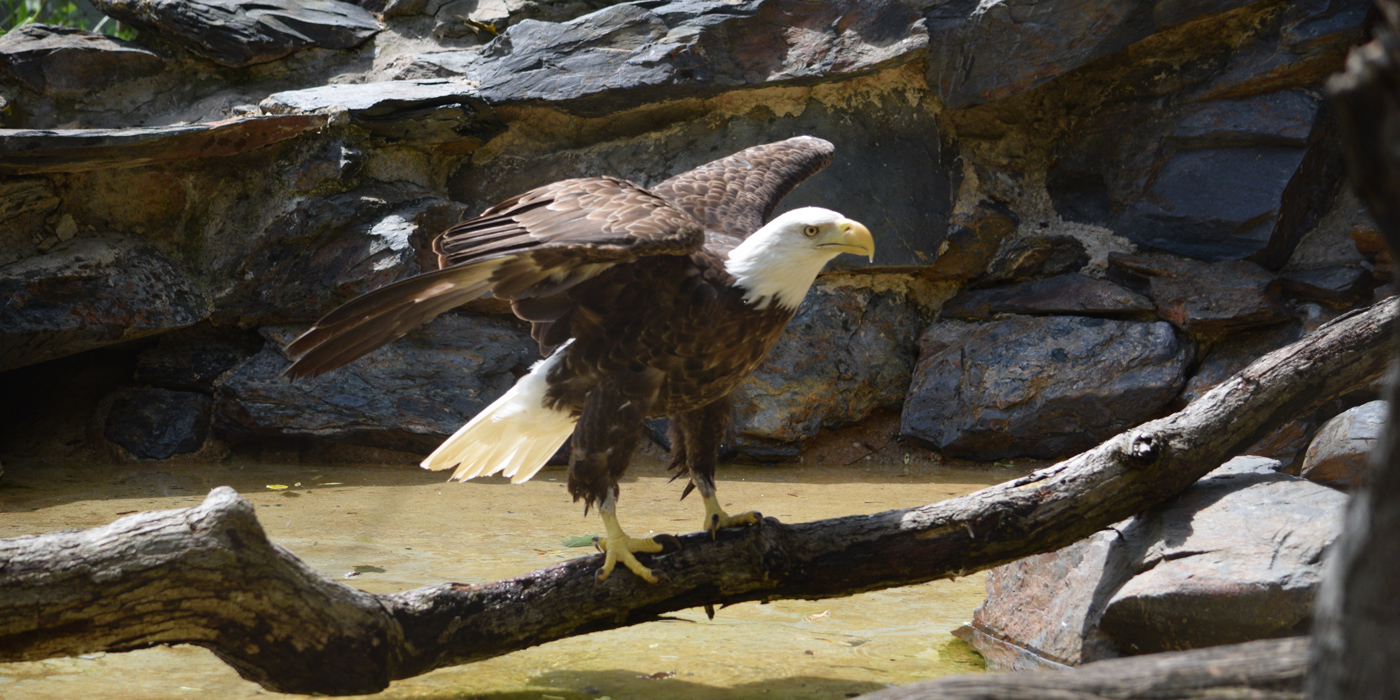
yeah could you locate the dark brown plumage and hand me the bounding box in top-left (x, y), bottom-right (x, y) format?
top-left (284, 136), bottom-right (874, 582)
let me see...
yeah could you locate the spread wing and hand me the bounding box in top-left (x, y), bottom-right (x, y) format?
top-left (650, 135), bottom-right (835, 246)
top-left (283, 176), bottom-right (704, 379)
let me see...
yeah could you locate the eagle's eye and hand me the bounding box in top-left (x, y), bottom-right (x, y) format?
top-left (802, 225), bottom-right (820, 238)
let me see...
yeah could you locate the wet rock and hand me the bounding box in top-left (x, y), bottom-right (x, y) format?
top-left (0, 115), bottom-right (328, 175)
top-left (92, 0), bottom-right (381, 68)
top-left (216, 315), bottom-right (537, 452)
top-left (260, 79), bottom-right (505, 146)
top-left (929, 202), bottom-right (1020, 280)
top-left (976, 235), bottom-right (1090, 286)
top-left (1279, 265), bottom-right (1375, 307)
top-left (1109, 253), bottom-right (1289, 336)
top-left (1300, 400), bottom-right (1385, 490)
top-left (213, 188), bottom-right (453, 326)
top-left (1180, 322), bottom-right (1303, 404)
top-left (136, 341), bottom-right (249, 392)
top-left (960, 456), bottom-right (1345, 667)
top-left (730, 283), bottom-right (921, 459)
top-left (406, 0), bottom-right (928, 115)
top-left (102, 388), bottom-right (214, 460)
top-left (0, 238), bottom-right (208, 372)
top-left (942, 273), bottom-right (1153, 320)
top-left (901, 316), bottom-right (1190, 460)
top-left (0, 24), bottom-right (164, 98)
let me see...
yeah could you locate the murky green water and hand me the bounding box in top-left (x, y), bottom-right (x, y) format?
top-left (0, 455), bottom-right (1013, 700)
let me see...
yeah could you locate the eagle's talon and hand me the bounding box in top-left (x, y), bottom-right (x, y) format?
top-left (594, 522), bottom-right (666, 584)
top-left (653, 533), bottom-right (682, 553)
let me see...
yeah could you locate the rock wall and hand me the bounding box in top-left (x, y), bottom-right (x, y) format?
top-left (0, 0), bottom-right (1384, 465)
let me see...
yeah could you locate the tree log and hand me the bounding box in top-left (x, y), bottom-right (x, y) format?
top-left (1308, 1), bottom-right (1400, 696)
top-left (858, 636), bottom-right (1308, 700)
top-left (2, 298), bottom-right (1395, 695)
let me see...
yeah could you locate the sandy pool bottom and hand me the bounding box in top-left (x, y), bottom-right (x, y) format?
top-left (0, 455), bottom-right (1023, 700)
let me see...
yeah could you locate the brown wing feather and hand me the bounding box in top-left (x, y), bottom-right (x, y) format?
top-left (283, 177), bottom-right (705, 379)
top-left (650, 135), bottom-right (835, 244)
top-left (436, 176), bottom-right (704, 268)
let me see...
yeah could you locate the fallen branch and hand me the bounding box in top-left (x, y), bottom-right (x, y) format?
top-left (1, 299), bottom-right (1395, 695)
top-left (858, 636), bottom-right (1308, 700)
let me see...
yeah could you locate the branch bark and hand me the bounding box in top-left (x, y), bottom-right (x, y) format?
top-left (2, 298), bottom-right (1395, 695)
top-left (859, 636), bottom-right (1308, 700)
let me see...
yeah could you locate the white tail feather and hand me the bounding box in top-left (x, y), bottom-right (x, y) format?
top-left (421, 345), bottom-right (576, 483)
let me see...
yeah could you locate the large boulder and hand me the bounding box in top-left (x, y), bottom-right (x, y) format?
top-left (925, 0), bottom-right (1250, 109)
top-left (1043, 0), bottom-right (1366, 265)
top-left (100, 387), bottom-right (214, 460)
top-left (957, 457), bottom-right (1347, 668)
top-left (1108, 253), bottom-right (1290, 336)
top-left (0, 24), bottom-right (164, 97)
top-left (0, 238), bottom-right (209, 372)
top-left (1300, 399), bottom-right (1386, 490)
top-left (215, 315), bottom-right (537, 452)
top-left (941, 273), bottom-right (1153, 320)
top-left (398, 0), bottom-right (929, 112)
top-left (901, 316), bottom-right (1191, 460)
top-left (260, 80), bottom-right (505, 146)
top-left (730, 282), bottom-right (922, 458)
top-left (91, 0), bottom-right (381, 68)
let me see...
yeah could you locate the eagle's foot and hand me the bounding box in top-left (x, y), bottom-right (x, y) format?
top-left (702, 494), bottom-right (762, 539)
top-left (593, 532), bottom-right (667, 583)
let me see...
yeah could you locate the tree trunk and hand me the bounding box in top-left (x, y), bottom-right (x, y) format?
top-left (1308, 1), bottom-right (1400, 696)
top-left (2, 297), bottom-right (1395, 695)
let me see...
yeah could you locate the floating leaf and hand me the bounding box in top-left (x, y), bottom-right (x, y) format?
top-left (561, 535), bottom-right (597, 548)
top-left (266, 484), bottom-right (289, 490)
top-left (352, 565), bottom-right (385, 574)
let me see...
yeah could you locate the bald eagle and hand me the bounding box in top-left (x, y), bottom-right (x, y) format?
top-left (284, 136), bottom-right (873, 582)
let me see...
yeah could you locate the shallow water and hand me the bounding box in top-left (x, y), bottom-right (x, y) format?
top-left (0, 455), bottom-right (1019, 700)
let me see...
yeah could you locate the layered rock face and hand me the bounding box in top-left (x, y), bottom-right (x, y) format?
top-left (1, 0), bottom-right (1378, 464)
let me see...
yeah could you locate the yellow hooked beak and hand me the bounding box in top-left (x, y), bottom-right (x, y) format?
top-left (818, 219), bottom-right (875, 262)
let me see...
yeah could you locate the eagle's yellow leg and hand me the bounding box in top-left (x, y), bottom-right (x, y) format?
top-left (702, 493), bottom-right (761, 538)
top-left (595, 506), bottom-right (665, 583)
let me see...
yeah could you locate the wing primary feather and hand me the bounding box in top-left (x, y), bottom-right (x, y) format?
top-left (283, 263), bottom-right (498, 380)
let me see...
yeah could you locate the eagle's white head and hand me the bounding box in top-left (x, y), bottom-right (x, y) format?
top-left (725, 207), bottom-right (875, 311)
